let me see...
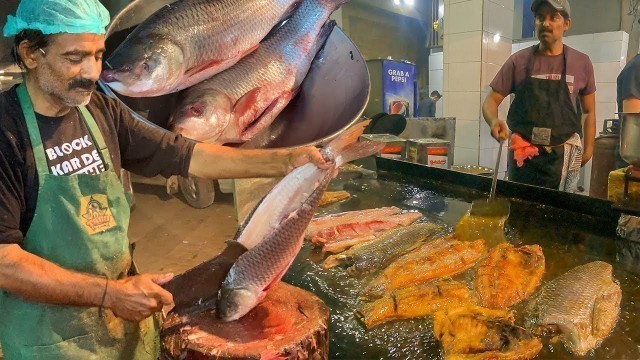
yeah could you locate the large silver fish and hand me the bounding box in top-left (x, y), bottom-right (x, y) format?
top-left (525, 261), bottom-right (622, 356)
top-left (170, 0), bottom-right (348, 144)
top-left (100, 0), bottom-right (301, 97)
top-left (217, 122), bottom-right (383, 322)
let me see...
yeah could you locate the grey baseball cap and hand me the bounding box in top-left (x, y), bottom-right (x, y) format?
top-left (531, 0), bottom-right (571, 18)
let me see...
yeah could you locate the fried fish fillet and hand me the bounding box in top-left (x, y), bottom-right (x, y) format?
top-left (361, 236), bottom-right (486, 300)
top-left (475, 244), bottom-right (545, 309)
top-left (357, 280), bottom-right (474, 329)
top-left (318, 190), bottom-right (351, 207)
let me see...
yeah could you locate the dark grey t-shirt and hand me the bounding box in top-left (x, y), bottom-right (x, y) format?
top-left (490, 45), bottom-right (596, 111)
top-left (417, 98), bottom-right (436, 117)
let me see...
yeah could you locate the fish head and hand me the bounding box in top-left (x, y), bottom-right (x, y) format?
top-left (217, 286), bottom-right (258, 322)
top-left (170, 90), bottom-right (234, 143)
top-left (101, 37), bottom-right (185, 97)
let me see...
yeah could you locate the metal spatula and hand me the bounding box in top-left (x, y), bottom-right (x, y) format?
top-left (455, 138), bottom-right (510, 246)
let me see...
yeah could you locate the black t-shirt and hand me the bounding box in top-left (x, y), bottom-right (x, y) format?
top-left (38, 110), bottom-right (106, 176)
top-left (0, 85), bottom-right (195, 244)
top-left (617, 54), bottom-right (640, 112)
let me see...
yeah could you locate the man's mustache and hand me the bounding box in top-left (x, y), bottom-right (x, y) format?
top-left (68, 78), bottom-right (96, 91)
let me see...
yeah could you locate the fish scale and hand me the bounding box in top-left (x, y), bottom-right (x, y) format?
top-left (121, 0), bottom-right (297, 69)
top-left (224, 171), bottom-right (332, 293)
top-left (192, 0), bottom-right (337, 96)
top-left (103, 0), bottom-right (300, 97)
top-left (524, 261), bottom-right (622, 355)
top-left (171, 0), bottom-right (349, 143)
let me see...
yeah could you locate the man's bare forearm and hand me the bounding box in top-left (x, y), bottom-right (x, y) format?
top-left (0, 244), bottom-right (105, 307)
top-left (482, 98), bottom-right (500, 127)
top-left (189, 143), bottom-right (291, 179)
top-left (482, 91), bottom-right (506, 127)
top-left (582, 111), bottom-right (596, 164)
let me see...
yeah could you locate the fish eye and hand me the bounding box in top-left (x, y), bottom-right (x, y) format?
top-left (188, 104), bottom-right (204, 117)
top-left (142, 62), bottom-right (150, 72)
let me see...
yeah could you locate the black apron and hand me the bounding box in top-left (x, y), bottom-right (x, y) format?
top-left (506, 45), bottom-right (582, 189)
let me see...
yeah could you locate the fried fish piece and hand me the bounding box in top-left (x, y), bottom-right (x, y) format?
top-left (433, 306), bottom-right (542, 360)
top-left (524, 261), bottom-right (622, 356)
top-left (357, 280), bottom-right (474, 329)
top-left (318, 190), bottom-right (351, 207)
top-left (361, 236), bottom-right (486, 300)
top-left (475, 243), bottom-right (545, 309)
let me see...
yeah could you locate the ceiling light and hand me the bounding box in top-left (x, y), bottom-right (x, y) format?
top-left (405, 0), bottom-right (415, 6)
top-left (393, 0), bottom-right (400, 5)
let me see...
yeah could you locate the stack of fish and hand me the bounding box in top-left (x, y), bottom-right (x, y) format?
top-left (101, 0), bottom-right (349, 144)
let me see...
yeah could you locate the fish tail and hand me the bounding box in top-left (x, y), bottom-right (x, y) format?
top-left (324, 121), bottom-right (384, 166)
top-left (318, 0), bottom-right (351, 9)
top-left (336, 141), bottom-right (385, 166)
top-left (311, 20), bottom-right (336, 55)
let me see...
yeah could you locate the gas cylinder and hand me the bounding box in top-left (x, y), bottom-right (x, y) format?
top-left (590, 119), bottom-right (620, 199)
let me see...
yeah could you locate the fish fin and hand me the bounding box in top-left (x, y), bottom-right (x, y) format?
top-left (305, 20), bottom-right (336, 66)
top-left (318, 0), bottom-right (351, 9)
top-left (233, 87), bottom-right (264, 119)
top-left (324, 121), bottom-right (369, 154)
top-left (322, 123), bottom-right (384, 166)
top-left (184, 44), bottom-right (259, 80)
top-left (316, 20), bottom-right (336, 49)
top-left (263, 257), bottom-right (297, 292)
top-left (232, 89), bottom-right (294, 140)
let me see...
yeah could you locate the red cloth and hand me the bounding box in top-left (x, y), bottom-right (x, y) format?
top-left (509, 134), bottom-right (539, 167)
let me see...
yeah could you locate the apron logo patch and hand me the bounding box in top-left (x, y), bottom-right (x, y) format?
top-left (81, 195), bottom-right (116, 234)
top-left (531, 127), bottom-right (552, 146)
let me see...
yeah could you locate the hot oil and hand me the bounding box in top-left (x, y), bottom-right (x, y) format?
top-left (282, 172), bottom-right (640, 360)
top-left (454, 212), bottom-right (507, 247)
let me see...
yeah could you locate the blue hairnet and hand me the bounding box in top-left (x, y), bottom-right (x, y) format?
top-left (3, 0), bottom-right (110, 37)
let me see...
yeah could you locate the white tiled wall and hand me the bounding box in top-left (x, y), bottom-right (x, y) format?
top-left (443, 0), bottom-right (514, 167)
top-left (513, 31), bottom-right (629, 193)
top-left (429, 51), bottom-right (444, 117)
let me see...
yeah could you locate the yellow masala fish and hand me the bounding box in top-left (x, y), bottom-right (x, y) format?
top-left (356, 280), bottom-right (474, 329)
top-left (433, 305), bottom-right (542, 360)
top-left (361, 235), bottom-right (486, 300)
top-left (474, 243), bottom-right (545, 309)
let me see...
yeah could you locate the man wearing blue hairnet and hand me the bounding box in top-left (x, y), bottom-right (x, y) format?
top-left (0, 0), bottom-right (329, 358)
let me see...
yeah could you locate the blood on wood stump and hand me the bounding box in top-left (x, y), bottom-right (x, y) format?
top-left (161, 282), bottom-right (330, 359)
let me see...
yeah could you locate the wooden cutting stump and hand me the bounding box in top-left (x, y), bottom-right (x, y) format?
top-left (161, 282), bottom-right (330, 360)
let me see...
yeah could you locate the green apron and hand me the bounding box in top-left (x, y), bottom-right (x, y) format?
top-left (0, 84), bottom-right (160, 359)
